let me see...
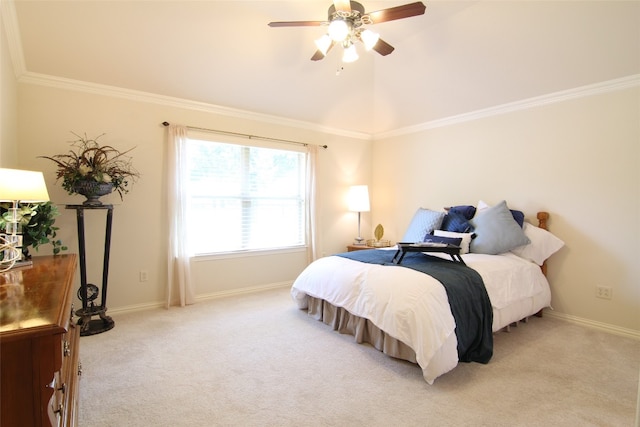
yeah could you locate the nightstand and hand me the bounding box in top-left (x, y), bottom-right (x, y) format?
top-left (347, 244), bottom-right (374, 252)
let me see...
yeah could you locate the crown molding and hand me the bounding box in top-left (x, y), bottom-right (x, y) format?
top-left (17, 71), bottom-right (639, 143)
top-left (374, 74), bottom-right (640, 140)
top-left (18, 71), bottom-right (372, 141)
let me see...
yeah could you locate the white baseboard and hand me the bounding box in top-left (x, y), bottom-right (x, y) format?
top-left (106, 282), bottom-right (293, 316)
top-left (195, 281), bottom-right (292, 302)
top-left (106, 301), bottom-right (166, 315)
top-left (100, 287), bottom-right (640, 342)
top-left (544, 309), bottom-right (640, 340)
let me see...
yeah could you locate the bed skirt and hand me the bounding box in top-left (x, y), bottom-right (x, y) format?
top-left (305, 290), bottom-right (551, 365)
top-left (307, 296), bottom-right (418, 364)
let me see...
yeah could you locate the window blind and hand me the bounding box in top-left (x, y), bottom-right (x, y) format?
top-left (185, 137), bottom-right (307, 255)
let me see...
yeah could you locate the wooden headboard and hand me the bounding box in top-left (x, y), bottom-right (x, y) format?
top-left (536, 211), bottom-right (549, 276)
top-left (535, 211), bottom-right (550, 317)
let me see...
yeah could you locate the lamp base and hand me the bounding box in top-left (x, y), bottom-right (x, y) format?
top-left (353, 237), bottom-right (365, 245)
top-left (11, 259), bottom-right (32, 269)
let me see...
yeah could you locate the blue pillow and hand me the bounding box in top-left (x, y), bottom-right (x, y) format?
top-left (469, 200), bottom-right (530, 254)
top-left (401, 208), bottom-right (445, 242)
top-left (441, 211), bottom-right (472, 233)
top-left (449, 205), bottom-right (476, 220)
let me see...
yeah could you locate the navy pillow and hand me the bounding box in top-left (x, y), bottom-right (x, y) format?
top-left (423, 234), bottom-right (463, 247)
top-left (449, 205), bottom-right (476, 220)
top-left (441, 211), bottom-right (472, 233)
top-left (510, 209), bottom-right (525, 228)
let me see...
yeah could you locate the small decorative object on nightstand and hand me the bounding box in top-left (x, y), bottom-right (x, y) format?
top-left (366, 223), bottom-right (391, 248)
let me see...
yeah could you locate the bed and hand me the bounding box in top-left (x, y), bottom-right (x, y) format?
top-left (291, 201), bottom-right (564, 384)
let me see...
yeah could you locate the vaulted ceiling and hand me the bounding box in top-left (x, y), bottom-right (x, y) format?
top-left (6, 1), bottom-right (640, 135)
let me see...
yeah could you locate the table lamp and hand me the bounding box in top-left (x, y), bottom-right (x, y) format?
top-left (0, 168), bottom-right (50, 271)
top-left (348, 185), bottom-right (370, 245)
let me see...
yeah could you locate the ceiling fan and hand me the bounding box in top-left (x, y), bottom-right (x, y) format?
top-left (268, 1), bottom-right (426, 63)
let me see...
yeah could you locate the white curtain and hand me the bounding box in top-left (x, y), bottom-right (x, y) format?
top-left (305, 144), bottom-right (319, 263)
top-left (166, 125), bottom-right (195, 308)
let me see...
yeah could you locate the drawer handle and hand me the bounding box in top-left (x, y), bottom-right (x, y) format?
top-left (57, 383), bottom-right (66, 394)
top-left (78, 361), bottom-right (83, 377)
top-left (54, 403), bottom-right (64, 414)
top-left (63, 340), bottom-right (71, 357)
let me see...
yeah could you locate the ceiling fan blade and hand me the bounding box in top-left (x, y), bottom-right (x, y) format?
top-left (311, 42), bottom-right (335, 61)
top-left (333, 0), bottom-right (352, 13)
top-left (366, 2), bottom-right (426, 24)
top-left (268, 21), bottom-right (325, 27)
top-left (372, 38), bottom-right (395, 56)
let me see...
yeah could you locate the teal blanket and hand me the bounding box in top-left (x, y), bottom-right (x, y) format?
top-left (337, 249), bottom-right (493, 364)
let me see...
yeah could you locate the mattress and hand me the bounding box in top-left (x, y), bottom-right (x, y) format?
top-left (291, 249), bottom-right (551, 384)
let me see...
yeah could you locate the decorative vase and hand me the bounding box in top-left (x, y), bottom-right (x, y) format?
top-left (72, 181), bottom-right (114, 206)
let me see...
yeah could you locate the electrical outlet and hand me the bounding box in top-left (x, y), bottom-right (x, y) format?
top-left (139, 270), bottom-right (148, 282)
top-left (596, 285), bottom-right (612, 300)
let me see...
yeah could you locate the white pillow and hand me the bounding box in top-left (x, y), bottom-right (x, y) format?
top-left (476, 200), bottom-right (490, 215)
top-left (433, 230), bottom-right (473, 254)
top-left (511, 222), bottom-right (564, 265)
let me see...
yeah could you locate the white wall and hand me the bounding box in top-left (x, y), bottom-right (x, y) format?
top-left (17, 83), bottom-right (371, 311)
top-left (372, 85), bottom-right (640, 334)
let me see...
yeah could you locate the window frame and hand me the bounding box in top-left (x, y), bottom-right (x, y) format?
top-left (184, 131), bottom-right (309, 257)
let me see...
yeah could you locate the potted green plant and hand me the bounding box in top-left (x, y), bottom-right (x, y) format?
top-left (40, 132), bottom-right (140, 205)
top-left (0, 201), bottom-right (67, 258)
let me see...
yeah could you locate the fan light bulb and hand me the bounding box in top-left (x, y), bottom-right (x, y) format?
top-left (342, 43), bottom-right (359, 63)
top-left (328, 19), bottom-right (350, 42)
top-left (361, 29), bottom-right (380, 51)
top-left (315, 34), bottom-right (332, 55)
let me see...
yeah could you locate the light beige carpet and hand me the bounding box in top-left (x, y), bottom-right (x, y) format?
top-left (78, 286), bottom-right (639, 427)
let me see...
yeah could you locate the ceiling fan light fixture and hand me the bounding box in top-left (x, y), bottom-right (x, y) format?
top-left (328, 19), bottom-right (350, 42)
top-left (315, 34), bottom-right (332, 55)
top-left (342, 43), bottom-right (359, 63)
top-left (360, 29), bottom-right (379, 51)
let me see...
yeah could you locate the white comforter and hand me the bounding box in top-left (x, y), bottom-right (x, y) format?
top-left (291, 249), bottom-right (551, 384)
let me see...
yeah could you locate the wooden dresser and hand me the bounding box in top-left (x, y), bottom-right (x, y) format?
top-left (0, 254), bottom-right (80, 427)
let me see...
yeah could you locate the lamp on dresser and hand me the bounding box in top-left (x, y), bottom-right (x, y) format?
top-left (347, 185), bottom-right (370, 245)
top-left (0, 168), bottom-right (50, 271)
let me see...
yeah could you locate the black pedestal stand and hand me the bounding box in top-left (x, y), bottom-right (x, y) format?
top-left (66, 204), bottom-right (115, 336)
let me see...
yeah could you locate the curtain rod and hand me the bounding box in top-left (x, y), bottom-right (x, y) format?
top-left (161, 122), bottom-right (327, 149)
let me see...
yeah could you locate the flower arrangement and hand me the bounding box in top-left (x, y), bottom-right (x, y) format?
top-left (40, 132), bottom-right (140, 200)
top-left (0, 201), bottom-right (67, 257)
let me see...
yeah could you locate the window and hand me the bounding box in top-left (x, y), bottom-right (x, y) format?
top-left (185, 136), bottom-right (307, 255)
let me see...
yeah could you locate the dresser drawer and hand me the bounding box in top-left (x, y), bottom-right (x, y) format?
top-left (48, 325), bottom-right (80, 426)
top-left (0, 255), bottom-right (79, 427)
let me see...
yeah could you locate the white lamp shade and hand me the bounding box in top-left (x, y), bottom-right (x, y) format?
top-left (328, 19), bottom-right (350, 42)
top-left (342, 43), bottom-right (359, 63)
top-left (314, 34), bottom-right (332, 55)
top-left (361, 29), bottom-right (380, 51)
top-left (0, 168), bottom-right (50, 202)
top-left (347, 185), bottom-right (370, 212)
